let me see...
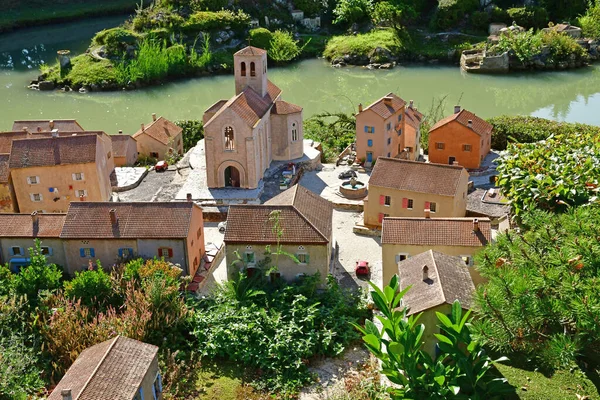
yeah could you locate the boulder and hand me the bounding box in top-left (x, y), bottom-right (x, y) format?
top-left (379, 63), bottom-right (394, 69)
top-left (38, 81), bottom-right (54, 91)
top-left (369, 47), bottom-right (393, 63)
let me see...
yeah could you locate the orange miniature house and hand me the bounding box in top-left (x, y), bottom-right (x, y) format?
top-left (428, 106), bottom-right (493, 169)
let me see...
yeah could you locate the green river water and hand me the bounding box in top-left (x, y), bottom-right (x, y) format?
top-left (1, 16), bottom-right (600, 134)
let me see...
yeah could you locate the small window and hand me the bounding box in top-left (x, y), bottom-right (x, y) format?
top-left (150, 152), bottom-right (159, 158)
top-left (461, 255), bottom-right (472, 266)
top-left (76, 190), bottom-right (87, 198)
top-left (407, 199), bottom-right (414, 209)
top-left (245, 251), bottom-right (255, 264)
top-left (395, 253), bottom-right (408, 263)
top-left (11, 246), bottom-right (23, 256)
top-left (119, 248), bottom-right (132, 258)
top-left (398, 114), bottom-right (402, 122)
top-left (430, 202), bottom-right (437, 213)
top-left (387, 138), bottom-right (391, 145)
top-left (197, 227), bottom-right (202, 239)
top-left (364, 126), bottom-right (375, 133)
top-left (27, 176), bottom-right (39, 184)
top-left (397, 128), bottom-right (402, 136)
top-left (250, 62), bottom-right (256, 77)
top-left (387, 152), bottom-right (391, 157)
top-left (224, 126), bottom-right (235, 151)
top-left (107, 151), bottom-right (112, 159)
top-left (72, 173), bottom-right (84, 181)
top-left (291, 123), bottom-right (298, 142)
top-left (159, 247), bottom-right (173, 258)
top-left (463, 144), bottom-right (472, 152)
top-left (41, 246), bottom-right (52, 255)
top-left (386, 122), bottom-right (391, 131)
top-left (384, 196), bottom-right (391, 206)
top-left (80, 248), bottom-right (95, 258)
top-left (367, 139), bottom-right (373, 147)
top-left (435, 142), bottom-right (445, 150)
top-left (241, 61), bottom-right (246, 76)
top-left (31, 193), bottom-right (42, 202)
top-left (297, 253), bottom-right (308, 264)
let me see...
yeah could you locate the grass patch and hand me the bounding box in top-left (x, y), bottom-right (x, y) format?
top-left (405, 31), bottom-right (485, 60)
top-left (0, 0), bottom-right (137, 32)
top-left (323, 29), bottom-right (403, 60)
top-left (63, 54), bottom-right (118, 87)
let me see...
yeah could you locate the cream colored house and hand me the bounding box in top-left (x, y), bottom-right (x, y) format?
top-left (48, 336), bottom-right (163, 400)
top-left (224, 184), bottom-right (333, 283)
top-left (59, 202), bottom-right (205, 277)
top-left (396, 250), bottom-right (475, 357)
top-left (404, 102), bottom-right (423, 161)
top-left (133, 114), bottom-right (183, 160)
top-left (363, 158), bottom-right (469, 227)
top-left (203, 46), bottom-right (304, 189)
top-left (355, 93), bottom-right (407, 165)
top-left (0, 212), bottom-right (66, 271)
top-left (9, 134), bottom-right (113, 214)
top-left (381, 216), bottom-right (491, 286)
top-left (110, 134), bottom-right (138, 167)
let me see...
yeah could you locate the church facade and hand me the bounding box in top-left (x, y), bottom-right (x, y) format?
top-left (202, 46), bottom-right (304, 189)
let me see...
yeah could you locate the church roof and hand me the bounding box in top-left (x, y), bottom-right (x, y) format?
top-left (235, 46), bottom-right (267, 56)
top-left (272, 100), bottom-right (303, 115)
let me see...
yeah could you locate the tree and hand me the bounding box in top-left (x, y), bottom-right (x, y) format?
top-left (64, 268), bottom-right (117, 310)
top-left (333, 0), bottom-right (374, 25)
top-left (372, 0), bottom-right (415, 34)
top-left (354, 276), bottom-right (511, 398)
top-left (175, 119), bottom-right (204, 151)
top-left (269, 30), bottom-right (305, 62)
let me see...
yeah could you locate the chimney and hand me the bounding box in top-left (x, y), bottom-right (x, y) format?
top-left (383, 96), bottom-right (393, 106)
top-left (49, 120), bottom-right (55, 130)
top-left (22, 127), bottom-right (28, 133)
top-left (51, 128), bottom-right (59, 138)
top-left (31, 211), bottom-right (39, 227)
top-left (467, 119), bottom-right (473, 128)
top-left (473, 218), bottom-right (479, 232)
top-left (141, 123), bottom-right (145, 131)
top-left (409, 100), bottom-right (414, 109)
top-left (424, 208), bottom-right (430, 219)
top-left (186, 193), bottom-right (192, 202)
top-left (358, 103), bottom-right (363, 113)
top-left (453, 161), bottom-right (459, 166)
top-left (422, 265), bottom-right (429, 282)
top-left (61, 389), bottom-right (72, 400)
top-left (152, 113), bottom-right (157, 121)
top-left (454, 105), bottom-right (461, 114)
top-left (118, 130), bottom-right (123, 135)
top-left (109, 209), bottom-right (118, 225)
top-left (36, 126), bottom-right (42, 133)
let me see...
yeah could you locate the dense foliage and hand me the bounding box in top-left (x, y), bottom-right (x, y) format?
top-left (63, 267), bottom-right (117, 309)
top-left (323, 28), bottom-right (402, 60)
top-left (333, 0), bottom-right (373, 25)
top-left (356, 277), bottom-right (512, 398)
top-left (175, 119), bottom-right (204, 151)
top-left (473, 206), bottom-right (600, 369)
top-left (431, 0), bottom-right (478, 30)
top-left (495, 123), bottom-right (600, 215)
top-left (579, 0), bottom-right (600, 40)
top-left (192, 273), bottom-right (369, 394)
top-left (304, 111), bottom-right (356, 161)
top-left (506, 7), bottom-right (548, 29)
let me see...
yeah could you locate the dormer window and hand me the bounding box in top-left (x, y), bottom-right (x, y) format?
top-left (241, 62), bottom-right (246, 76)
top-left (250, 62), bottom-right (256, 77)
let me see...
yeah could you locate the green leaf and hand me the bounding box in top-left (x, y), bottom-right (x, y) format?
top-left (436, 312), bottom-right (454, 329)
top-left (362, 334), bottom-right (381, 352)
top-left (434, 375), bottom-right (445, 386)
top-left (388, 341), bottom-right (405, 355)
top-left (434, 333), bottom-right (453, 346)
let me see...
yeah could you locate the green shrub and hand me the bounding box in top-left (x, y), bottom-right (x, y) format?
top-left (495, 28), bottom-right (543, 63)
top-left (579, 0), bottom-right (600, 39)
top-left (131, 8), bottom-right (185, 32)
top-left (470, 10), bottom-right (491, 32)
top-left (182, 10), bottom-right (250, 33)
top-left (294, 0), bottom-right (326, 16)
top-left (541, 29), bottom-right (588, 63)
top-left (323, 29), bottom-right (402, 60)
top-left (175, 120), bottom-right (204, 151)
top-left (64, 268), bottom-right (116, 309)
top-left (333, 0), bottom-right (374, 25)
top-left (432, 0), bottom-right (478, 30)
top-left (304, 111), bottom-right (356, 161)
top-left (0, 332), bottom-right (44, 398)
top-left (491, 6), bottom-right (510, 24)
top-left (507, 6), bottom-right (549, 29)
top-left (249, 27), bottom-right (274, 51)
top-left (93, 27), bottom-right (140, 57)
top-left (269, 30), bottom-right (304, 62)
top-left (190, 0), bottom-right (229, 11)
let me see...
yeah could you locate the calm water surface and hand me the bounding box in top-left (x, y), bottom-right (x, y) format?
top-left (1, 16), bottom-right (600, 133)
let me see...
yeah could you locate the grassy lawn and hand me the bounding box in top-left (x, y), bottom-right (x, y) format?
top-left (192, 360), bottom-right (270, 400)
top-left (0, 0), bottom-right (138, 32)
top-left (323, 29), bottom-right (403, 60)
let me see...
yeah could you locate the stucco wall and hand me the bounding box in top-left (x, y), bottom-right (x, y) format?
top-left (270, 111), bottom-right (304, 161)
top-left (137, 239), bottom-right (187, 273)
top-left (0, 182), bottom-right (16, 212)
top-left (408, 303), bottom-right (453, 357)
top-left (136, 132), bottom-right (183, 161)
top-left (185, 205), bottom-right (205, 277)
top-left (429, 121), bottom-right (490, 169)
top-left (364, 176), bottom-right (468, 227)
top-left (404, 124), bottom-right (421, 161)
top-left (113, 140), bottom-right (138, 167)
top-left (382, 243), bottom-right (484, 288)
top-left (225, 242), bottom-right (329, 284)
top-left (139, 354), bottom-right (162, 400)
top-left (11, 162), bottom-right (110, 214)
top-left (355, 108), bottom-right (406, 163)
top-left (62, 239), bottom-right (138, 275)
top-left (0, 238), bottom-right (66, 268)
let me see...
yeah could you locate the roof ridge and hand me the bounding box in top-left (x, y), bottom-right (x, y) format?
top-left (290, 188), bottom-right (329, 243)
top-left (428, 250), bottom-right (446, 305)
top-left (378, 157), bottom-right (465, 170)
top-left (384, 217), bottom-right (491, 221)
top-left (77, 336), bottom-right (120, 400)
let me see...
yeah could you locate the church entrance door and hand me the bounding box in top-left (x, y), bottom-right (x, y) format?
top-left (224, 166), bottom-right (241, 187)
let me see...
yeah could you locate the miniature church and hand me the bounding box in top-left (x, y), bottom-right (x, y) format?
top-left (202, 46), bottom-right (304, 189)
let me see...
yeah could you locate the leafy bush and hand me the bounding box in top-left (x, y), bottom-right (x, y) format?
top-left (304, 111), bottom-right (356, 161)
top-left (473, 206), bottom-right (600, 368)
top-left (432, 0), bottom-right (478, 30)
top-left (189, 0), bottom-right (229, 11)
top-left (93, 27), bottom-right (139, 56)
top-left (182, 10), bottom-right (250, 32)
top-left (495, 122), bottom-right (600, 215)
top-left (293, 0), bottom-right (326, 16)
top-left (64, 268), bottom-right (116, 309)
top-left (333, 0), bottom-right (374, 25)
top-left (249, 28), bottom-right (273, 51)
top-left (323, 29), bottom-right (403, 60)
top-left (495, 29), bottom-right (543, 62)
top-left (579, 0), bottom-right (600, 39)
top-left (192, 273), bottom-right (369, 394)
top-left (541, 29), bottom-right (588, 64)
top-left (132, 8), bottom-right (185, 32)
top-left (355, 277), bottom-right (511, 398)
top-left (175, 120), bottom-right (204, 151)
top-left (507, 7), bottom-right (549, 29)
top-left (470, 10), bottom-right (491, 32)
top-left (0, 332), bottom-right (44, 399)
top-left (269, 30), bottom-right (304, 62)
top-left (491, 6), bottom-right (510, 24)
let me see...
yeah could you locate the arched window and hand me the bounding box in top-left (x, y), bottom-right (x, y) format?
top-left (291, 122), bottom-right (298, 142)
top-left (241, 62), bottom-right (246, 77)
top-left (250, 62), bottom-right (256, 77)
top-left (224, 126), bottom-right (235, 151)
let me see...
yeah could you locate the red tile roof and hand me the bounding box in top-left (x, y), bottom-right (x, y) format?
top-left (9, 135), bottom-right (98, 169)
top-left (225, 185), bottom-right (333, 244)
top-left (235, 46), bottom-right (267, 56)
top-left (60, 202), bottom-right (200, 239)
top-left (369, 158), bottom-right (466, 197)
top-left (271, 100), bottom-right (303, 115)
top-left (0, 154), bottom-right (9, 183)
top-left (381, 217), bottom-right (491, 246)
top-left (362, 92), bottom-right (407, 119)
top-left (0, 213), bottom-right (66, 237)
top-left (48, 336), bottom-right (158, 400)
top-left (398, 250), bottom-right (475, 315)
top-left (429, 109), bottom-right (492, 137)
top-left (204, 100), bottom-right (228, 115)
top-left (405, 107), bottom-right (424, 129)
top-left (12, 119), bottom-right (84, 133)
top-left (0, 131), bottom-right (28, 153)
top-left (132, 116), bottom-right (182, 146)
top-left (110, 135), bottom-right (137, 158)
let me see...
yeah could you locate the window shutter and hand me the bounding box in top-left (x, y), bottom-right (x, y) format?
top-left (151, 384), bottom-right (157, 400)
top-left (80, 173), bottom-right (85, 180)
top-left (19, 247), bottom-right (24, 255)
top-left (364, 126), bottom-right (368, 133)
top-left (129, 248), bottom-right (134, 257)
top-left (48, 247), bottom-right (53, 256)
top-left (158, 374), bottom-right (162, 391)
top-left (118, 248), bottom-right (123, 258)
top-left (424, 201), bottom-right (430, 209)
top-left (158, 248), bottom-right (163, 257)
top-left (378, 213), bottom-right (384, 223)
top-left (402, 198), bottom-right (408, 208)
top-left (168, 248), bottom-right (173, 258)
top-left (90, 248), bottom-right (95, 257)
top-left (27, 177), bottom-right (31, 184)
top-left (36, 176), bottom-right (40, 183)
top-left (39, 194), bottom-right (43, 201)
top-left (395, 255), bottom-right (400, 263)
top-left (80, 248), bottom-right (85, 257)
top-left (140, 388), bottom-right (145, 400)
top-left (305, 254), bottom-right (310, 264)
top-left (72, 173), bottom-right (77, 181)
top-left (379, 195), bottom-right (385, 205)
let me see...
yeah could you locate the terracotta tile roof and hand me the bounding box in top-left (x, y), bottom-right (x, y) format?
top-left (271, 100), bottom-right (303, 115)
top-left (369, 158), bottom-right (466, 197)
top-left (362, 92), bottom-right (407, 119)
top-left (9, 135), bottom-right (98, 169)
top-left (0, 154), bottom-right (9, 183)
top-left (225, 185), bottom-right (332, 244)
top-left (132, 116), bottom-right (182, 146)
top-left (398, 250), bottom-right (475, 315)
top-left (405, 107), bottom-right (424, 129)
top-left (381, 217), bottom-right (491, 246)
top-left (48, 336), bottom-right (158, 400)
top-left (235, 46), bottom-right (267, 56)
top-left (429, 109), bottom-right (492, 137)
top-left (265, 80), bottom-right (282, 104)
top-left (0, 131), bottom-right (28, 153)
top-left (60, 202), bottom-right (199, 239)
top-left (0, 213), bottom-right (66, 237)
top-left (204, 100), bottom-right (228, 115)
top-left (467, 188), bottom-right (510, 219)
top-left (110, 135), bottom-right (137, 158)
top-left (12, 119), bottom-right (84, 133)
